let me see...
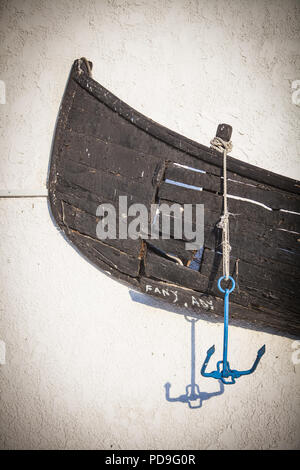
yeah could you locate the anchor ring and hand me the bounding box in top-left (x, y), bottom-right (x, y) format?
top-left (218, 275), bottom-right (235, 294)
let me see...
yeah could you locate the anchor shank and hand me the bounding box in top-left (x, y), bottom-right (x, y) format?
top-left (222, 289), bottom-right (230, 368)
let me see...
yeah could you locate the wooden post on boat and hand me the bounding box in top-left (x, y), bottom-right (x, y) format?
top-left (215, 123), bottom-right (232, 143)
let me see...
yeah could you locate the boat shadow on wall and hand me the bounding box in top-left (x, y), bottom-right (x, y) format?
top-left (47, 58), bottom-right (300, 340)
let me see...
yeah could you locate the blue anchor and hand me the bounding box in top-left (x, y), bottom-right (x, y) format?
top-left (201, 276), bottom-right (266, 384)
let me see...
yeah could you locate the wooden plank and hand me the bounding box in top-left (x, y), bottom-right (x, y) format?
top-left (158, 182), bottom-right (300, 233)
top-left (71, 76), bottom-right (300, 201)
top-left (144, 248), bottom-right (298, 315)
top-left (202, 212), bottom-right (300, 267)
top-left (68, 227), bottom-right (141, 278)
top-left (54, 162), bottom-right (300, 320)
top-left (144, 229), bottom-right (300, 310)
top-left (144, 249), bottom-right (210, 294)
top-left (68, 84), bottom-right (241, 179)
top-left (68, 88), bottom-right (180, 162)
top-left (55, 177), bottom-right (161, 250)
top-left (48, 76), bottom-right (79, 225)
top-left (73, 65), bottom-right (300, 195)
top-left (145, 239), bottom-right (195, 266)
top-left (200, 248), bottom-right (300, 302)
top-left (139, 277), bottom-right (300, 336)
top-left (165, 163), bottom-right (300, 213)
top-left (58, 174), bottom-right (300, 276)
top-left (144, 248), bottom-right (243, 309)
top-left (61, 201), bottom-right (142, 257)
top-left (63, 128), bottom-right (163, 183)
top-left (157, 198), bottom-right (300, 267)
top-left (57, 158), bottom-right (161, 207)
top-left (146, 231), bottom-right (300, 283)
top-left (67, 229), bottom-right (141, 287)
top-left (55, 180), bottom-right (107, 217)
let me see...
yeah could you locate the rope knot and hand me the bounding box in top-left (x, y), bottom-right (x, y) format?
top-left (210, 136), bottom-right (233, 154)
top-left (217, 213), bottom-right (229, 229)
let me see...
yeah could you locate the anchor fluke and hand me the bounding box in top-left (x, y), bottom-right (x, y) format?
top-left (207, 345), bottom-right (215, 357)
top-left (257, 345), bottom-right (266, 358)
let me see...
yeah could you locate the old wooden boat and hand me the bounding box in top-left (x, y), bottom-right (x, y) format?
top-left (48, 58), bottom-right (300, 337)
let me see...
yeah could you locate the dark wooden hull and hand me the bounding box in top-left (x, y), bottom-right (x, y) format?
top-left (48, 58), bottom-right (300, 337)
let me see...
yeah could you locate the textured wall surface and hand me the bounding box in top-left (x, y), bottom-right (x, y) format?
top-left (0, 0), bottom-right (299, 450)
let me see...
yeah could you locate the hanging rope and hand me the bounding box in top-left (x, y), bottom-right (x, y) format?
top-left (210, 136), bottom-right (233, 280)
top-left (201, 129), bottom-right (265, 385)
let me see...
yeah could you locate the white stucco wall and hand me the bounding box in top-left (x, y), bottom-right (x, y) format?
top-left (0, 0), bottom-right (299, 450)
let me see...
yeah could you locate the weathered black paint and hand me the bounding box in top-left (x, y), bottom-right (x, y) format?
top-left (48, 58), bottom-right (300, 337)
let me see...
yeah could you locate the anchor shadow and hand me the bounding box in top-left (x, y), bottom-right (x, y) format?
top-left (164, 316), bottom-right (224, 409)
top-left (164, 381), bottom-right (224, 409)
